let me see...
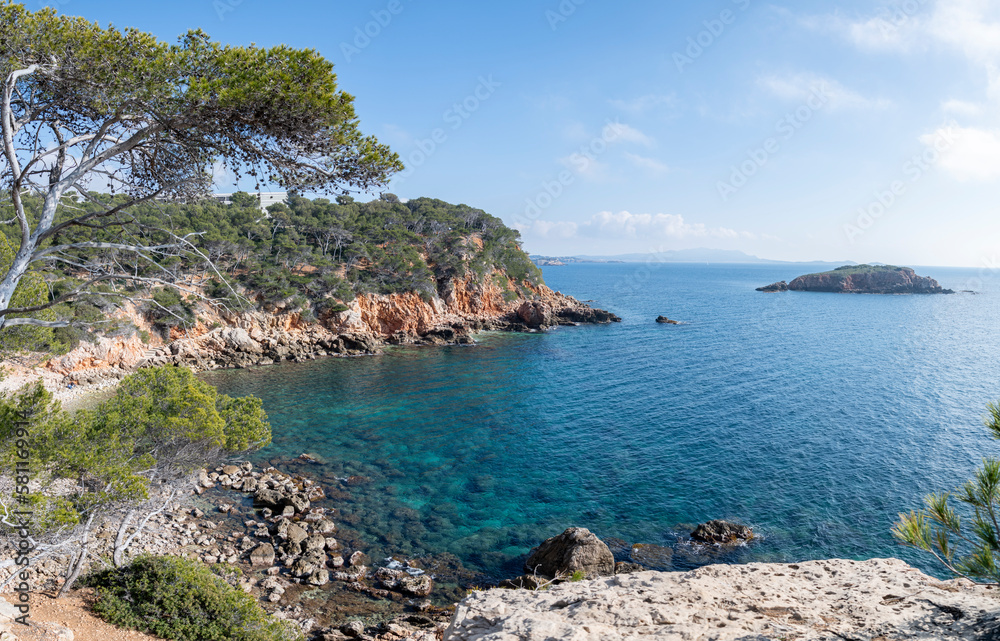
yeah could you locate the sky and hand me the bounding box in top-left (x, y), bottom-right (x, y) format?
top-left (39, 0), bottom-right (1000, 266)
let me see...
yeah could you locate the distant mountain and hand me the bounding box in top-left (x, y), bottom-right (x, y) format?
top-left (531, 248), bottom-right (856, 266)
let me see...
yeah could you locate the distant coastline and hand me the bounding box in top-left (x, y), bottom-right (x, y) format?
top-left (531, 248), bottom-right (856, 266)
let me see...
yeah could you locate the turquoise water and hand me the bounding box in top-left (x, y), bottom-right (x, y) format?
top-left (201, 263), bottom-right (1000, 581)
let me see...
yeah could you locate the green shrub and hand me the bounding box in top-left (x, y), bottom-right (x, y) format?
top-left (316, 299), bottom-right (350, 315)
top-left (83, 555), bottom-right (303, 641)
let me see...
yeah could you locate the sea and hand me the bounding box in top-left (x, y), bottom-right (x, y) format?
top-left (201, 262), bottom-right (1000, 583)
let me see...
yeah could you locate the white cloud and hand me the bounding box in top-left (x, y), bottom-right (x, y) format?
top-left (846, 15), bottom-right (916, 51)
top-left (558, 153), bottom-right (610, 180)
top-left (556, 122), bottom-right (656, 180)
top-left (581, 211), bottom-right (747, 240)
top-left (608, 94), bottom-right (678, 114)
top-left (624, 153), bottom-right (669, 174)
top-left (823, 0), bottom-right (1000, 64)
top-left (760, 72), bottom-right (891, 111)
top-left (942, 99), bottom-right (984, 116)
top-left (924, 0), bottom-right (1000, 65)
top-left (211, 160), bottom-right (236, 189)
top-left (517, 220), bottom-right (579, 239)
top-left (921, 125), bottom-right (1000, 181)
top-left (603, 122), bottom-right (654, 147)
top-left (518, 211), bottom-right (753, 241)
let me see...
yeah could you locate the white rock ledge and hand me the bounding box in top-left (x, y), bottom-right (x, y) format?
top-left (444, 558), bottom-right (1000, 640)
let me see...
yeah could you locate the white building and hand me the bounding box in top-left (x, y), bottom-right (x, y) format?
top-left (213, 191), bottom-right (288, 213)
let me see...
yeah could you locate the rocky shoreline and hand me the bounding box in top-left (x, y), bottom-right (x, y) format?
top-left (0, 458), bottom-right (458, 640)
top-left (0, 280), bottom-right (619, 403)
top-left (5, 456), bottom-right (998, 641)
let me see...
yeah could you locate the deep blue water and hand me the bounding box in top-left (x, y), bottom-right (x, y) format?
top-left (201, 263), bottom-right (1000, 581)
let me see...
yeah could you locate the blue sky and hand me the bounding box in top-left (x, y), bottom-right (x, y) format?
top-left (45, 0), bottom-right (1000, 266)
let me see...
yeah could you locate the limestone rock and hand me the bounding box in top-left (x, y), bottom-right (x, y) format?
top-left (398, 574), bottom-right (433, 597)
top-left (523, 527), bottom-right (614, 579)
top-left (443, 558), bottom-right (1000, 641)
top-left (250, 543), bottom-right (275, 567)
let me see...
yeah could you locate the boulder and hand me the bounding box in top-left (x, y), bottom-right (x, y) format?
top-left (286, 494), bottom-right (311, 514)
top-left (220, 327), bottom-right (263, 354)
top-left (304, 533), bottom-right (327, 554)
top-left (554, 306), bottom-right (621, 324)
top-left (307, 568), bottom-right (330, 586)
top-left (691, 520), bottom-right (754, 544)
top-left (285, 523), bottom-right (309, 554)
top-left (254, 488), bottom-right (286, 510)
top-left (517, 301), bottom-right (553, 329)
top-left (523, 527), bottom-right (615, 579)
top-left (655, 316), bottom-right (680, 324)
top-left (614, 562), bottom-right (646, 575)
top-left (292, 556), bottom-right (320, 578)
top-left (250, 543), bottom-right (275, 567)
top-left (373, 566), bottom-right (404, 590)
top-left (399, 574), bottom-right (433, 597)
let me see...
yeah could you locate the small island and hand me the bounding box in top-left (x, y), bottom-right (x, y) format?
top-left (757, 264), bottom-right (954, 294)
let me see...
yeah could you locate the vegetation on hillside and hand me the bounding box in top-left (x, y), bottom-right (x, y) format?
top-left (0, 192), bottom-right (543, 355)
top-left (804, 264), bottom-right (903, 276)
top-left (83, 555), bottom-right (303, 641)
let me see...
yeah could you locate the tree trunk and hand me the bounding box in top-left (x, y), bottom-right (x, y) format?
top-left (59, 513), bottom-right (95, 597)
top-left (113, 509), bottom-right (135, 567)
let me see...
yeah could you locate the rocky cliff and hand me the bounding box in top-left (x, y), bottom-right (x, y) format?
top-left (33, 270), bottom-right (619, 388)
top-left (445, 558), bottom-right (1000, 640)
top-left (782, 265), bottom-right (954, 294)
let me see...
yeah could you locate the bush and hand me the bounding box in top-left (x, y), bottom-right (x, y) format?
top-left (316, 299), bottom-right (349, 315)
top-left (83, 555), bottom-right (303, 641)
top-left (894, 401), bottom-right (1000, 583)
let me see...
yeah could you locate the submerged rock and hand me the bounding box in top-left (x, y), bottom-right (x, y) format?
top-left (523, 527), bottom-right (615, 579)
top-left (629, 543), bottom-right (673, 569)
top-left (690, 520), bottom-right (754, 544)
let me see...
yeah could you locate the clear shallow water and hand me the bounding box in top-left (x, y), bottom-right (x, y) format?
top-left (202, 263), bottom-right (1000, 581)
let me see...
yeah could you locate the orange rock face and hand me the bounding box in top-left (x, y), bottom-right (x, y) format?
top-left (33, 268), bottom-right (617, 385)
top-left (45, 334), bottom-right (148, 377)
